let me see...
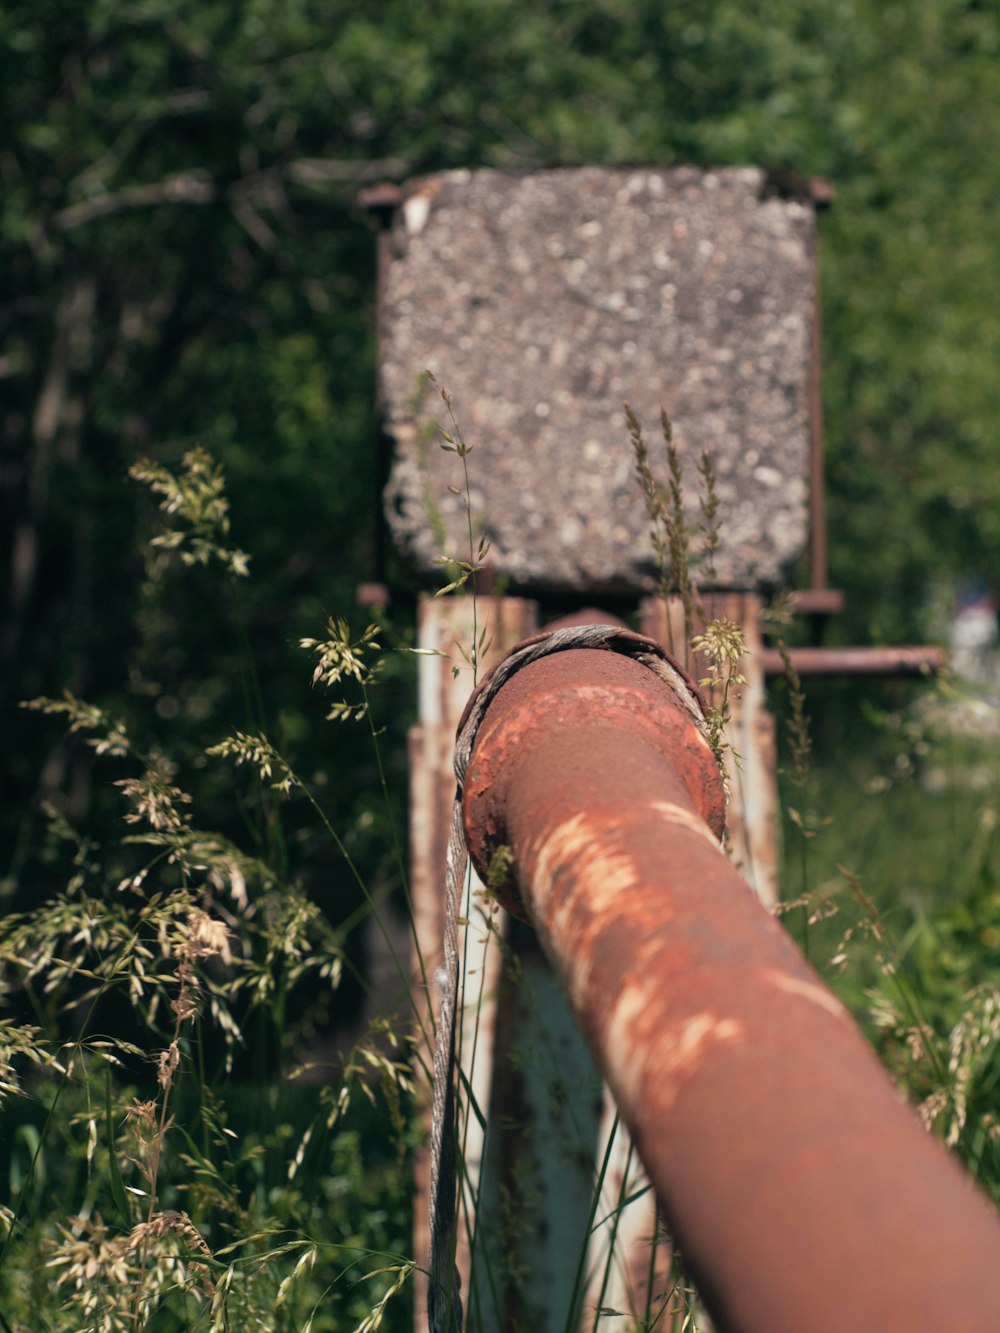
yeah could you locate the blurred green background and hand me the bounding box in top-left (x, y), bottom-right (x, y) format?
top-left (5, 0), bottom-right (1000, 848)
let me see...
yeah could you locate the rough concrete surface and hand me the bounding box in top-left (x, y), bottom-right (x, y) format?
top-left (380, 166), bottom-right (817, 593)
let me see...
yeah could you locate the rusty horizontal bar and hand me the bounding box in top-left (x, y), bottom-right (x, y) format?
top-left (809, 229), bottom-right (828, 595)
top-left (762, 644), bottom-right (946, 678)
top-left (461, 634), bottom-right (1000, 1333)
top-left (357, 180), bottom-right (403, 212)
top-left (790, 587), bottom-right (844, 616)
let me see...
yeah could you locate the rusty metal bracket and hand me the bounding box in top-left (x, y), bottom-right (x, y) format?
top-left (761, 643), bottom-right (947, 677)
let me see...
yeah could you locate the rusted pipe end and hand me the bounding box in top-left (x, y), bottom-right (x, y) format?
top-left (461, 629), bottom-right (725, 920)
top-left (451, 635), bottom-right (1000, 1333)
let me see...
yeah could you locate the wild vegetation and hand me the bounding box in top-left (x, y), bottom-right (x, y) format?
top-left (2, 1), bottom-right (999, 1328)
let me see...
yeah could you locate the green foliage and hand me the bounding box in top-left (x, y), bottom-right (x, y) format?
top-left (1, 456), bottom-right (414, 1331)
top-left (775, 682), bottom-right (1000, 1203)
top-left (129, 448), bottom-right (251, 579)
top-left (0, 1075), bottom-right (413, 1331)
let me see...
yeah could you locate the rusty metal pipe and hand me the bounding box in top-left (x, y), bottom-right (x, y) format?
top-left (462, 641), bottom-right (1000, 1333)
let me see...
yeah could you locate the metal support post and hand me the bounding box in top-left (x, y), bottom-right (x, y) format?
top-left (409, 593), bottom-right (538, 1324)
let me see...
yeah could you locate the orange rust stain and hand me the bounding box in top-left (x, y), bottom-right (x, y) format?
top-left (532, 812), bottom-right (647, 925)
top-left (532, 813), bottom-right (593, 915)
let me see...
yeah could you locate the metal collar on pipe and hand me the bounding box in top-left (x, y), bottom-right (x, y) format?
top-left (457, 625), bottom-right (721, 920)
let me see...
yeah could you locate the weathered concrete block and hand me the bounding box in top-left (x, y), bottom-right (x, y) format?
top-left (380, 166), bottom-right (816, 593)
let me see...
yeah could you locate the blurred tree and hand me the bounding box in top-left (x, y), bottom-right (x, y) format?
top-left (0, 0), bottom-right (404, 1023)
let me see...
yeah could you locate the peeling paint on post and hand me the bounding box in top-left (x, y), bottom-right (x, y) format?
top-left (408, 593), bottom-right (538, 1326)
top-left (461, 634), bottom-right (1000, 1333)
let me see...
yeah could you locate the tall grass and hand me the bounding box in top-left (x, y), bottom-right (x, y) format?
top-left (773, 678), bottom-right (1000, 1198)
top-left (2, 415), bottom-right (997, 1333)
top-left (2, 450), bottom-right (415, 1332)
